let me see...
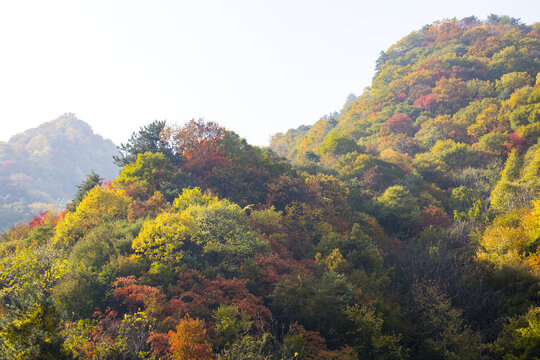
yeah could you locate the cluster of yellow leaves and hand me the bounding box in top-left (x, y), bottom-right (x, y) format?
top-left (315, 248), bottom-right (345, 272)
top-left (477, 203), bottom-right (540, 275)
top-left (132, 210), bottom-right (195, 263)
top-left (132, 187), bottom-right (268, 267)
top-left (0, 247), bottom-right (67, 298)
top-left (53, 186), bottom-right (131, 248)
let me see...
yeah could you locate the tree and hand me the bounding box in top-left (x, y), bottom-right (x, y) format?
top-left (376, 185), bottom-right (421, 235)
top-left (53, 186), bottom-right (131, 248)
top-left (489, 307), bottom-right (540, 360)
top-left (406, 280), bottom-right (482, 360)
top-left (344, 93), bottom-right (357, 107)
top-left (0, 297), bottom-right (74, 360)
top-left (168, 316), bottom-right (214, 360)
top-left (133, 190), bottom-right (269, 272)
top-left (114, 120), bottom-right (176, 167)
top-left (114, 152), bottom-right (173, 199)
top-left (383, 113), bottom-right (416, 136)
top-left (68, 171), bottom-right (102, 211)
top-left (319, 134), bottom-right (360, 156)
top-left (344, 304), bottom-right (408, 360)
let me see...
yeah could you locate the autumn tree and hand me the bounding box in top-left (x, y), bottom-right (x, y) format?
top-left (168, 316), bottom-right (214, 360)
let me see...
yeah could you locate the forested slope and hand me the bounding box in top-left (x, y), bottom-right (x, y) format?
top-left (0, 114), bottom-right (119, 229)
top-left (1, 16), bottom-right (539, 359)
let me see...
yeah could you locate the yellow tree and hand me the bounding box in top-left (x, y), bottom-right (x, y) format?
top-left (53, 186), bottom-right (131, 248)
top-left (168, 315), bottom-right (213, 360)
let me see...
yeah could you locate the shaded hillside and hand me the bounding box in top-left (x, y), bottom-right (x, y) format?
top-left (0, 114), bottom-right (119, 229)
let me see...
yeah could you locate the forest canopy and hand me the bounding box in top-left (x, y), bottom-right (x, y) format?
top-left (1, 16), bottom-right (540, 359)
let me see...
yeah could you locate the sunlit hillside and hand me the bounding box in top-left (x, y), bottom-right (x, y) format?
top-left (1, 16), bottom-right (539, 360)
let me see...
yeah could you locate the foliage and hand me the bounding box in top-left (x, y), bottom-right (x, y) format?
top-left (0, 114), bottom-right (118, 230)
top-left (3, 15), bottom-right (540, 360)
top-left (168, 315), bottom-right (213, 360)
top-left (53, 186), bottom-right (131, 248)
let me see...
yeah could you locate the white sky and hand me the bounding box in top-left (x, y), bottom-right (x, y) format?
top-left (0, 0), bottom-right (538, 146)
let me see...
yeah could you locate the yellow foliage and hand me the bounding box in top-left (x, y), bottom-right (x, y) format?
top-left (467, 104), bottom-right (500, 138)
top-left (172, 187), bottom-right (217, 212)
top-left (315, 248), bottom-right (345, 272)
top-left (53, 186), bottom-right (131, 248)
top-left (0, 247), bottom-right (67, 298)
top-left (477, 206), bottom-right (540, 276)
top-left (132, 210), bottom-right (196, 263)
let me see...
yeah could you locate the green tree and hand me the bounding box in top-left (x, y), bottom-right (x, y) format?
top-left (68, 171), bottom-right (102, 211)
top-left (376, 185), bottom-right (421, 235)
top-left (406, 280), bottom-right (482, 360)
top-left (114, 120), bottom-right (177, 167)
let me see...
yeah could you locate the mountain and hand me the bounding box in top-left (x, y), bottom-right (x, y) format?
top-left (270, 16), bottom-right (539, 166)
top-left (1, 16), bottom-right (540, 360)
top-left (0, 113), bottom-right (119, 229)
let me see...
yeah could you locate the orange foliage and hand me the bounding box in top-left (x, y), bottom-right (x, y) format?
top-left (168, 315), bottom-right (212, 360)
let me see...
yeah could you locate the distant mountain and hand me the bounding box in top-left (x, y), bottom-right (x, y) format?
top-left (0, 113), bottom-right (119, 229)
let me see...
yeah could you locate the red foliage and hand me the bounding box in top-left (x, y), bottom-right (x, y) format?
top-left (289, 322), bottom-right (328, 355)
top-left (148, 332), bottom-right (170, 360)
top-left (28, 210), bottom-right (50, 228)
top-left (100, 179), bottom-right (113, 189)
top-left (127, 192), bottom-right (169, 221)
top-left (169, 270), bottom-right (272, 329)
top-left (113, 276), bottom-right (166, 312)
top-left (266, 175), bottom-right (308, 211)
top-left (254, 251), bottom-right (311, 286)
top-left (384, 113), bottom-right (415, 136)
top-left (396, 92), bottom-right (407, 101)
top-left (161, 119), bottom-right (227, 157)
top-left (503, 131), bottom-right (528, 154)
top-left (414, 94), bottom-right (437, 111)
top-left (414, 205), bottom-right (450, 233)
top-left (183, 150), bottom-right (232, 181)
top-left (287, 323), bottom-right (356, 359)
top-left (160, 119), bottom-right (234, 182)
top-left (360, 168), bottom-right (386, 190)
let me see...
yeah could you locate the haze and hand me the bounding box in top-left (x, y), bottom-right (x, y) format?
top-left (0, 0), bottom-right (538, 146)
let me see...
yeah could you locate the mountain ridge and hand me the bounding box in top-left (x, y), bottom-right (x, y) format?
top-left (0, 114), bottom-right (119, 229)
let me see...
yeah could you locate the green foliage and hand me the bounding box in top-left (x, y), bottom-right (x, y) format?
top-left (2, 15), bottom-right (540, 360)
top-left (489, 307), bottom-right (540, 360)
top-left (172, 187), bottom-right (217, 212)
top-left (133, 191), bottom-right (268, 273)
top-left (213, 305), bottom-right (252, 348)
top-left (319, 134), bottom-right (360, 156)
top-left (430, 139), bottom-right (478, 168)
top-left (344, 304), bottom-right (409, 359)
top-left (114, 120), bottom-right (176, 167)
top-left (376, 185), bottom-right (421, 235)
top-left (271, 271), bottom-right (356, 347)
top-left (406, 280), bottom-right (482, 360)
top-left (114, 152), bottom-right (173, 196)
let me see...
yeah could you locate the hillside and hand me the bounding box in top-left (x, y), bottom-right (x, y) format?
top-left (271, 15), bottom-right (539, 165)
top-left (0, 16), bottom-right (539, 360)
top-left (0, 114), bottom-right (119, 229)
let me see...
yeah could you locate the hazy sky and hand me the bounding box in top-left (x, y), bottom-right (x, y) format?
top-left (0, 0), bottom-right (538, 146)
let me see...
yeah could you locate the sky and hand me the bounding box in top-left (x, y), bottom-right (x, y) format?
top-left (0, 0), bottom-right (538, 146)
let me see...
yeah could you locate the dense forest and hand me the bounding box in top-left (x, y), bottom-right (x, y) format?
top-left (1, 15), bottom-right (540, 359)
top-left (0, 114), bottom-right (119, 230)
